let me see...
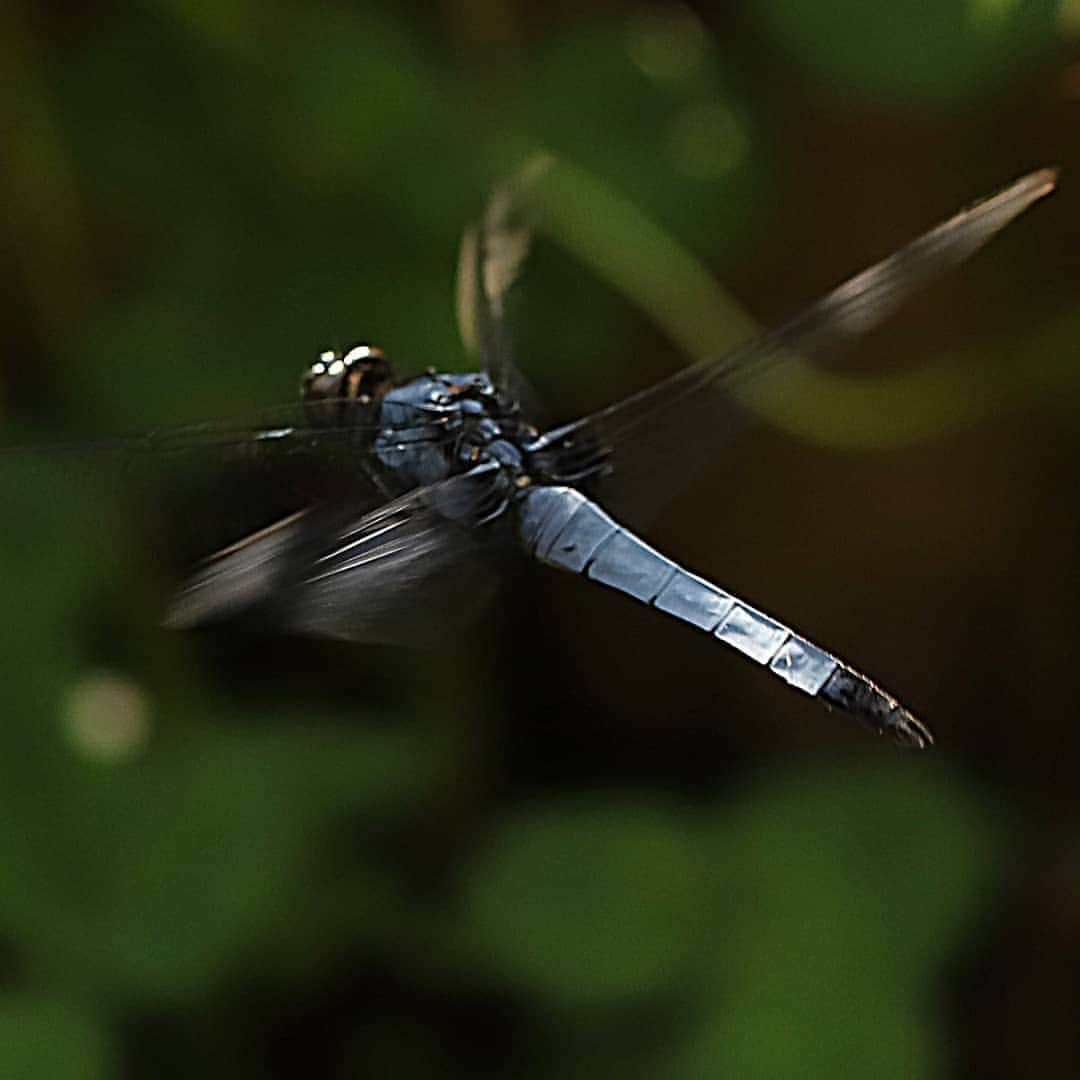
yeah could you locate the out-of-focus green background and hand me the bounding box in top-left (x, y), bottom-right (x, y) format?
top-left (2, 1), bottom-right (1080, 1076)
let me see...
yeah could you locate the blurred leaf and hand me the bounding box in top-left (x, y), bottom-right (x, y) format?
top-left (751, 0), bottom-right (1059, 106)
top-left (0, 996), bottom-right (114, 1080)
top-left (664, 997), bottom-right (942, 1079)
top-left (276, 10), bottom-right (434, 189)
top-left (646, 761), bottom-right (1001, 1076)
top-left (153, 0), bottom-right (264, 56)
top-left (0, 714), bottom-right (436, 1003)
top-left (464, 795), bottom-right (705, 1006)
top-left (524, 153), bottom-right (756, 359)
top-left (702, 761), bottom-right (1004, 994)
top-left (0, 454), bottom-right (440, 1003)
top-left (516, 15), bottom-right (765, 254)
top-left (0, 4), bottom-right (97, 337)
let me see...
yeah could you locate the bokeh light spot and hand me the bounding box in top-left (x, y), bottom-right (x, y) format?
top-left (624, 3), bottom-right (708, 85)
top-left (967, 0), bottom-right (1023, 27)
top-left (63, 671), bottom-right (151, 763)
top-left (666, 99), bottom-right (748, 181)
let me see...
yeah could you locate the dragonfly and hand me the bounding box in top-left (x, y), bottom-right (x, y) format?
top-left (37, 167), bottom-right (1058, 749)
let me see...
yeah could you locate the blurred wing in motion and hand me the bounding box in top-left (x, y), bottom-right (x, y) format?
top-left (457, 158), bottom-right (551, 415)
top-left (0, 396), bottom-right (468, 564)
top-left (531, 168), bottom-right (1058, 523)
top-left (165, 466), bottom-right (508, 646)
top-left (1, 398), bottom-right (417, 475)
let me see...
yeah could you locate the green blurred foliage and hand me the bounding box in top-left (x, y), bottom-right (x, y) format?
top-left (0, 997), bottom-right (114, 1080)
top-left (466, 796), bottom-right (706, 1005)
top-left (752, 0), bottom-right (1061, 107)
top-left (459, 765), bottom-right (1000, 1076)
top-left (1, 1), bottom-right (1078, 1077)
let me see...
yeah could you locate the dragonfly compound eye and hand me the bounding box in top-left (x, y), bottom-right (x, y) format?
top-left (302, 345), bottom-right (394, 421)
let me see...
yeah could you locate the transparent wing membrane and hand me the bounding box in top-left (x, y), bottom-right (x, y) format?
top-left (532, 169), bottom-right (1057, 520)
top-left (167, 466), bottom-right (506, 646)
top-left (457, 159), bottom-right (550, 417)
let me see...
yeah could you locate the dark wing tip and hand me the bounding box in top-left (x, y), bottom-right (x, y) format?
top-left (973, 166), bottom-right (1059, 221)
top-left (1018, 166), bottom-right (1059, 197)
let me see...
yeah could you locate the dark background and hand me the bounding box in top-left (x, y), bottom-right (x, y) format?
top-left (2, 1), bottom-right (1080, 1077)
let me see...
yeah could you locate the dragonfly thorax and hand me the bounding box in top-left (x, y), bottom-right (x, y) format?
top-left (374, 369), bottom-right (528, 491)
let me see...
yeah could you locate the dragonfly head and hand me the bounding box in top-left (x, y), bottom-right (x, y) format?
top-left (302, 344), bottom-right (394, 423)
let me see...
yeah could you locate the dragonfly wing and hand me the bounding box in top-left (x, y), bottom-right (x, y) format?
top-left (532, 168), bottom-right (1057, 524)
top-left (165, 467), bottom-right (507, 646)
top-left (164, 508), bottom-right (312, 629)
top-left (3, 397), bottom-right (459, 470)
top-left (3, 396), bottom-right (469, 564)
top-left (457, 161), bottom-right (549, 417)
